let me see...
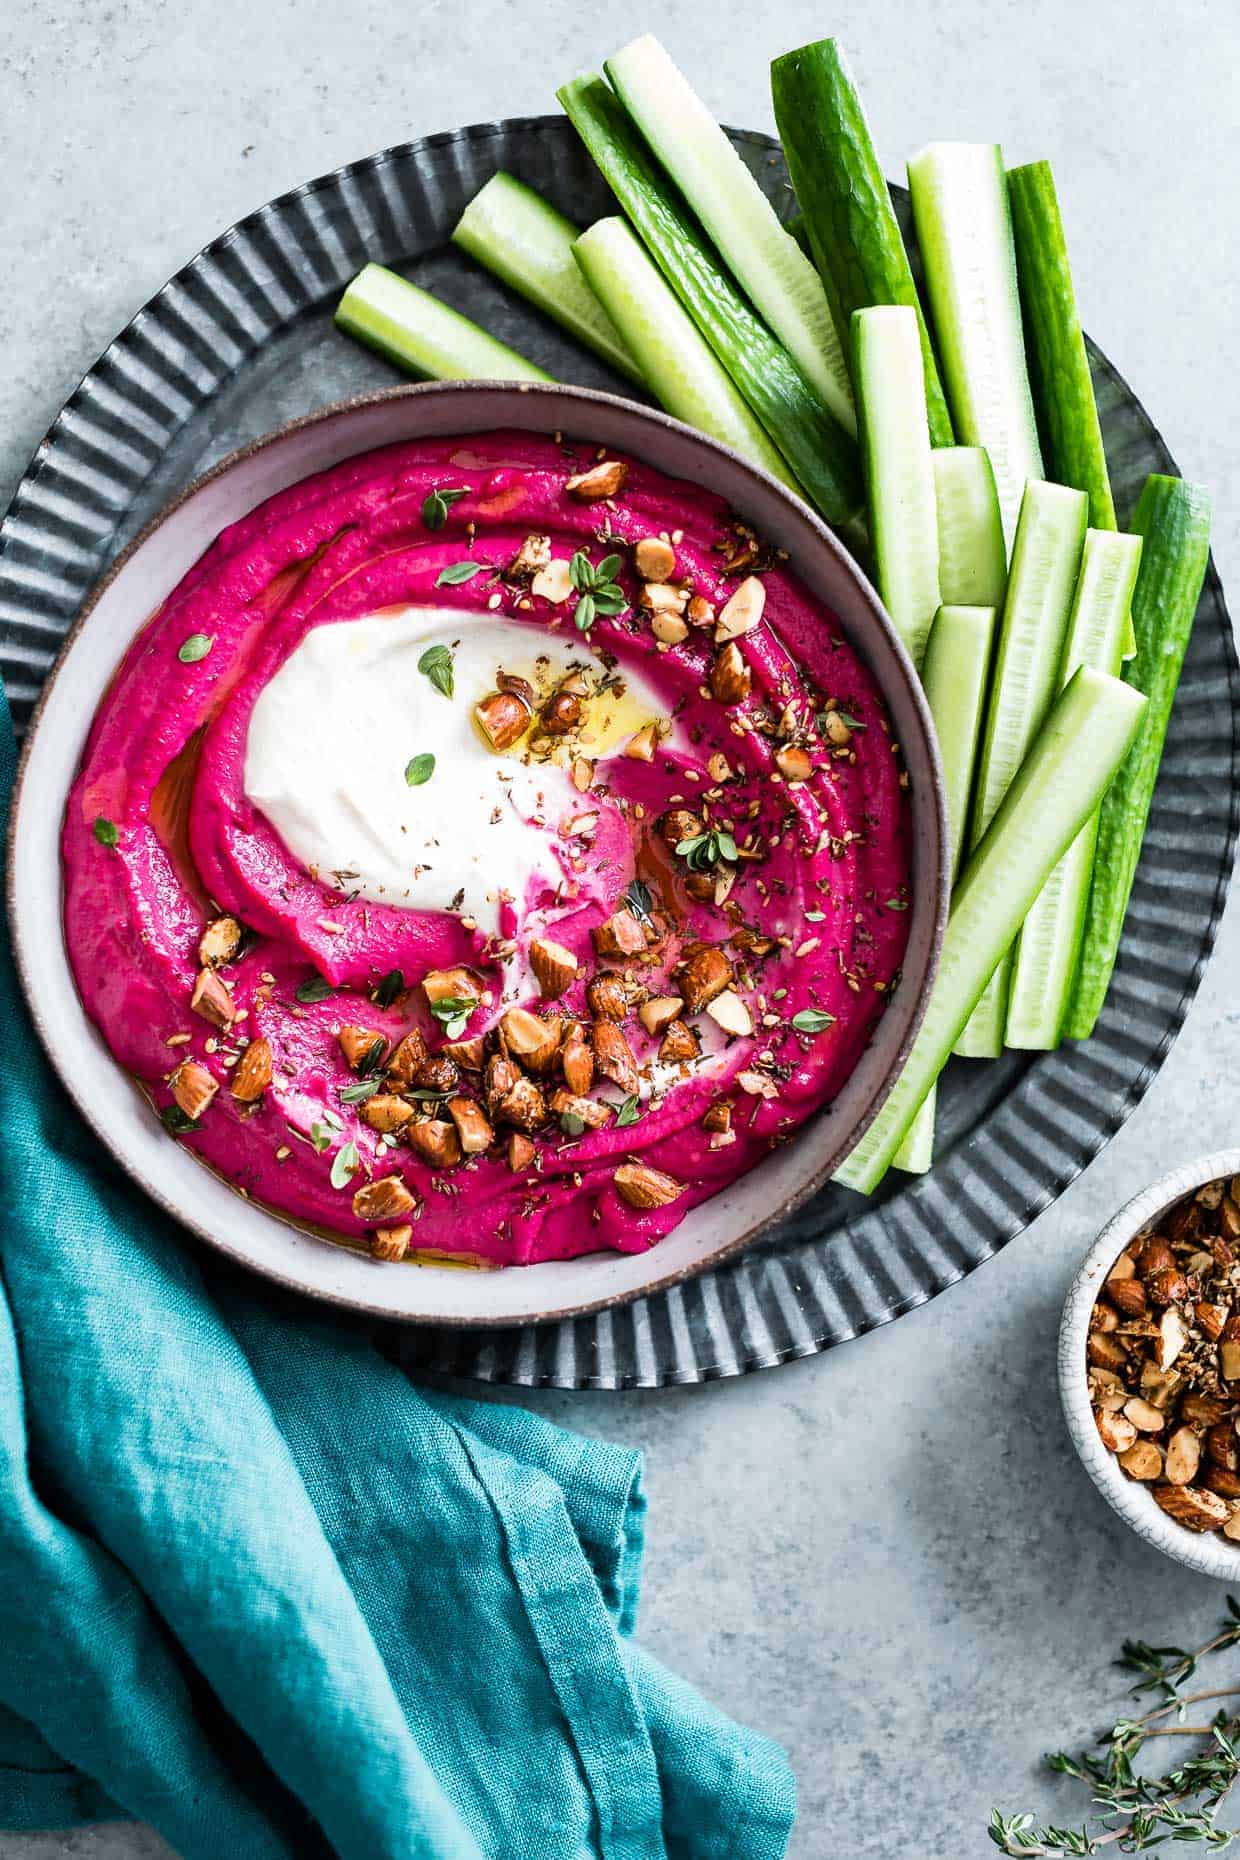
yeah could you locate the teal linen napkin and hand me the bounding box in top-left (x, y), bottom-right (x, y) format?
top-left (0, 693), bottom-right (795, 1860)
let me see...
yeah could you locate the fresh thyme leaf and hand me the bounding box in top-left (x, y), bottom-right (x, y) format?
top-left (408, 1086), bottom-right (453, 1103)
top-left (417, 643), bottom-right (455, 698)
top-left (569, 549), bottom-right (593, 593)
top-left (615, 1094), bottom-right (641, 1127)
top-left (405, 752), bottom-right (436, 787)
top-left (574, 593), bottom-right (596, 633)
top-left (623, 879), bottom-right (654, 925)
top-left (177, 632), bottom-right (214, 664)
top-left (883, 896), bottom-right (909, 912)
top-left (161, 1104), bottom-right (201, 1134)
top-left (357, 1038), bottom-right (387, 1078)
top-left (340, 1077), bottom-right (381, 1104)
top-left (329, 1140), bottom-right (359, 1190)
top-left (568, 549), bottom-right (625, 632)
top-left (296, 976), bottom-right (335, 1004)
top-left (792, 1008), bottom-right (835, 1034)
top-left (436, 560), bottom-right (487, 587)
top-left (715, 831), bottom-right (738, 862)
top-left (837, 710), bottom-right (867, 731)
top-left (591, 586), bottom-right (627, 616)
top-left (309, 1122), bottom-right (335, 1153)
top-left (676, 830), bottom-right (738, 873)
top-left (421, 486), bottom-right (468, 530)
top-left (560, 1109), bottom-right (586, 1137)
top-left (373, 968), bottom-right (405, 1008)
top-left (93, 816), bottom-right (119, 847)
top-left (596, 552), bottom-right (623, 584)
top-left (429, 995), bottom-right (475, 1041)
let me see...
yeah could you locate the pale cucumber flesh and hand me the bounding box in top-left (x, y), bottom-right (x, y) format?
top-left (853, 306), bottom-right (940, 672)
top-left (1005, 530), bottom-right (1143, 1048)
top-left (451, 173), bottom-right (641, 383)
top-left (336, 263), bottom-right (552, 384)
top-left (955, 480), bottom-right (1088, 1057)
top-left (907, 143), bottom-right (1044, 548)
top-left (933, 449), bottom-right (1007, 608)
top-left (606, 34), bottom-right (856, 434)
top-left (835, 668), bottom-right (1147, 1195)
top-left (573, 220), bottom-right (794, 484)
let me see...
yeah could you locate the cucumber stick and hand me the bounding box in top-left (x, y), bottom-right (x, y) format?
top-left (955, 481), bottom-right (1088, 1057)
top-left (835, 668), bottom-right (1147, 1195)
top-left (451, 173), bottom-right (641, 384)
top-left (335, 263), bottom-right (552, 384)
top-left (933, 449), bottom-right (1007, 608)
top-left (573, 220), bottom-right (794, 484)
top-left (606, 34), bottom-right (855, 436)
top-left (1066, 475), bottom-right (1213, 1040)
top-left (907, 144), bottom-right (1043, 547)
top-left (853, 306), bottom-right (940, 669)
top-left (558, 75), bottom-right (865, 545)
top-left (771, 40), bottom-right (953, 448)
top-left (891, 603), bottom-right (996, 1174)
top-left (1004, 531), bottom-right (1143, 1048)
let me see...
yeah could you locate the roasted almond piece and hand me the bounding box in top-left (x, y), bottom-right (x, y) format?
top-left (561, 1030), bottom-right (594, 1096)
top-left (501, 1007), bottom-right (562, 1073)
top-left (634, 536), bottom-right (676, 581)
top-left (706, 989), bottom-right (754, 1039)
top-left (406, 1119), bottom-right (463, 1169)
top-left (1106, 1277), bottom-right (1148, 1317)
top-left (1207, 1422), bottom-right (1240, 1471)
top-left (651, 611), bottom-right (689, 646)
top-left (387, 1029), bottom-right (429, 1084)
top-left (686, 594), bottom-right (715, 629)
top-left (1182, 1390), bottom-right (1233, 1428)
top-left (639, 579), bottom-right (689, 616)
top-left (528, 936), bottom-right (578, 999)
top-left (566, 459), bottom-right (628, 501)
top-left (230, 1037), bottom-right (273, 1104)
top-left (352, 1175), bottom-right (418, 1223)
top-left (1156, 1304), bottom-right (1190, 1371)
top-left (443, 1036), bottom-right (486, 1071)
top-left (709, 641), bottom-right (752, 705)
top-left (1205, 1464), bottom-right (1240, 1500)
top-left (475, 690), bottom-right (531, 752)
top-left (774, 744), bottom-right (814, 784)
top-left (1139, 1362), bottom-right (1184, 1411)
top-left (370, 1225), bottom-right (412, 1262)
top-left (1223, 1508), bottom-right (1240, 1542)
top-left (1089, 1366), bottom-right (1127, 1411)
top-left (484, 1053), bottom-right (520, 1115)
top-left (593, 909), bottom-right (648, 960)
top-left (639, 996), bottom-right (683, 1036)
top-left (593, 1020), bottom-right (639, 1093)
top-left (339, 1025), bottom-right (387, 1072)
top-left (1107, 1250), bottom-right (1138, 1282)
top-left (1221, 1314), bottom-right (1240, 1382)
top-left (199, 914), bottom-right (243, 968)
top-left (1223, 1195), bottom-right (1240, 1239)
top-left (422, 967), bottom-right (482, 1006)
top-left (822, 711), bottom-right (854, 748)
top-left (614, 1162), bottom-right (685, 1209)
top-left (191, 966), bottom-right (235, 1030)
top-left (1164, 1425), bottom-right (1203, 1486)
top-left (1196, 1301), bottom-right (1230, 1341)
top-left (1086, 1332), bottom-right (1129, 1372)
top-left (701, 1101), bottom-right (732, 1135)
top-left (550, 1089), bottom-right (613, 1130)
top-left (509, 532), bottom-right (551, 581)
top-left (1118, 1439), bottom-right (1164, 1482)
top-left (659, 1020), bottom-right (699, 1065)
top-left (1095, 1407), bottom-right (1138, 1454)
top-left (531, 557), bottom-right (575, 604)
top-left (507, 1132), bottom-right (536, 1172)
top-left (541, 687), bottom-right (584, 737)
top-left (361, 1093), bottom-right (415, 1134)
top-left (714, 575), bottom-right (766, 643)
top-left (587, 973), bottom-right (639, 1020)
top-left (494, 1074), bottom-right (548, 1133)
top-left (1152, 1482), bottom-right (1231, 1532)
top-left (1135, 1235), bottom-right (1176, 1278)
top-left (447, 1096), bottom-right (493, 1156)
top-left (1147, 1266), bottom-right (1190, 1306)
top-left (678, 944), bottom-right (733, 1013)
top-left (1123, 1396), bottom-right (1167, 1434)
top-left (660, 807), bottom-right (705, 848)
top-left (170, 1061), bottom-right (217, 1121)
top-left (410, 1055), bottom-right (461, 1094)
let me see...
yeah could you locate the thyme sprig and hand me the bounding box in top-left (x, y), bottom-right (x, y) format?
top-left (990, 1603), bottom-right (1240, 1854)
top-left (569, 549), bottom-right (626, 633)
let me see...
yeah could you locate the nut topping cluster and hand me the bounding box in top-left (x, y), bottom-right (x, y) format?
top-left (1089, 1176), bottom-right (1240, 1540)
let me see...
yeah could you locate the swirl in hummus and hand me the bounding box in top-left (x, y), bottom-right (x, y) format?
top-left (62, 432), bottom-right (911, 1266)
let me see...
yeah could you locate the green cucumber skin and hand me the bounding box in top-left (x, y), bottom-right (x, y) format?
top-left (1065, 475), bottom-right (1213, 1040)
top-left (933, 449), bottom-right (1007, 609)
top-left (1007, 162), bottom-right (1116, 533)
top-left (890, 602), bottom-right (995, 1174)
top-left (907, 142), bottom-right (1044, 548)
top-left (573, 220), bottom-right (794, 483)
top-left (955, 480), bottom-right (1088, 1057)
top-left (771, 41), bottom-right (954, 448)
top-left (853, 306), bottom-right (941, 671)
top-left (558, 76), bottom-right (865, 545)
top-left (836, 668), bottom-right (1147, 1195)
top-left (336, 263), bottom-right (552, 384)
top-left (451, 173), bottom-right (642, 384)
top-left (1004, 530), bottom-right (1143, 1049)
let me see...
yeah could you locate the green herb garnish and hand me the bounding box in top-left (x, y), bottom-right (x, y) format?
top-left (836, 710), bottom-right (866, 732)
top-left (675, 829), bottom-right (739, 872)
top-left (417, 643), bottom-right (455, 698)
top-left (296, 976), bottom-right (335, 1004)
top-left (373, 968), bottom-right (405, 1008)
top-left (615, 1094), bottom-right (642, 1127)
top-left (560, 1109), bottom-right (586, 1137)
top-left (161, 1104), bottom-right (201, 1134)
top-left (177, 633), bottom-right (214, 664)
top-left (356, 1038), bottom-right (387, 1078)
top-left (422, 486), bottom-right (468, 531)
top-left (883, 896), bottom-right (909, 912)
top-left (340, 1077), bottom-right (381, 1105)
top-left (436, 560), bottom-right (487, 587)
top-left (805, 910), bottom-right (827, 922)
top-left (405, 753), bottom-right (436, 787)
top-left (623, 878), bottom-right (654, 926)
top-left (93, 816), bottom-right (119, 847)
top-left (569, 549), bottom-right (626, 633)
top-left (791, 1008), bottom-right (836, 1035)
top-left (329, 1140), bottom-right (359, 1189)
top-left (429, 995), bottom-right (475, 1040)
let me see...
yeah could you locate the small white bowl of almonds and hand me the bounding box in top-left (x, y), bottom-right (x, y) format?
top-left (1060, 1150), bottom-right (1240, 1577)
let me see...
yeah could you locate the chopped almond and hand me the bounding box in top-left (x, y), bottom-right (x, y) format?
top-left (593, 909), bottom-right (648, 960)
top-left (508, 532), bottom-right (551, 581)
top-left (614, 1162), bottom-right (685, 1210)
top-left (370, 1225), bottom-right (412, 1262)
top-left (709, 641), bottom-right (752, 705)
top-left (199, 915), bottom-right (243, 968)
top-left (447, 1096), bottom-right (493, 1156)
top-left (561, 1030), bottom-right (594, 1096)
top-left (501, 1007), bottom-right (562, 1073)
top-left (230, 1037), bottom-right (273, 1104)
top-left (593, 1021), bottom-right (639, 1093)
top-left (566, 459), bottom-right (628, 501)
top-left (352, 1176), bottom-right (418, 1222)
top-left (422, 967), bottom-right (482, 1007)
top-left (507, 1132), bottom-right (536, 1172)
top-left (587, 973), bottom-right (640, 1020)
top-left (659, 1020), bottom-right (699, 1065)
top-left (387, 1029), bottom-right (429, 1085)
top-left (170, 1061), bottom-right (217, 1121)
top-left (774, 745), bottom-right (814, 785)
top-left (678, 944), bottom-right (733, 1013)
top-left (639, 996), bottom-right (683, 1036)
top-left (339, 1025), bottom-right (387, 1072)
top-left (529, 937), bottom-right (578, 999)
top-left (361, 1094), bottom-right (415, 1134)
top-left (714, 575), bottom-right (766, 642)
top-left (475, 690), bottom-right (531, 752)
top-left (550, 1089), bottom-right (613, 1130)
top-left (493, 1074), bottom-right (548, 1133)
top-left (406, 1118), bottom-right (463, 1168)
top-left (190, 966), bottom-right (235, 1030)
top-left (531, 558), bottom-right (575, 604)
top-left (442, 1035), bottom-right (486, 1070)
top-left (651, 612), bottom-right (689, 645)
top-left (634, 536), bottom-right (676, 581)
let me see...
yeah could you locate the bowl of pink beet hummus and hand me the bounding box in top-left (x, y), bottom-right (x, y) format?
top-left (11, 383), bottom-right (946, 1325)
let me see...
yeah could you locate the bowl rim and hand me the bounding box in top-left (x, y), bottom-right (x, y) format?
top-left (6, 377), bottom-right (948, 1325)
top-left (1060, 1147), bottom-right (1240, 1579)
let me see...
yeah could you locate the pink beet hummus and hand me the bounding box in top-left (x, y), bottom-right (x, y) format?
top-left (62, 432), bottom-right (911, 1267)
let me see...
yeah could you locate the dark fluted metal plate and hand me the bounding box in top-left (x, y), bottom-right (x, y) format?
top-left (2, 117), bottom-right (1233, 1388)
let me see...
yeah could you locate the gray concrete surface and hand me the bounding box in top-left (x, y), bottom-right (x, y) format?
top-left (3, 1), bottom-right (1240, 1854)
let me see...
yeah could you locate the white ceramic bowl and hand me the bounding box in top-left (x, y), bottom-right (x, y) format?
top-left (1060, 1148), bottom-right (1240, 1578)
top-left (8, 380), bottom-right (947, 1327)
